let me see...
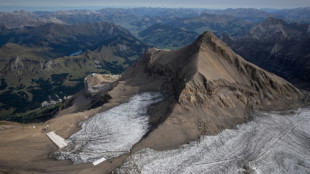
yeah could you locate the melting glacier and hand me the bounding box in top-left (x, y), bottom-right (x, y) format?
top-left (117, 107), bottom-right (310, 174)
top-left (53, 92), bottom-right (163, 164)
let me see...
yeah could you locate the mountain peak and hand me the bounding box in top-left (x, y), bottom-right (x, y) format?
top-left (192, 31), bottom-right (232, 61)
top-left (192, 31), bottom-right (222, 51)
top-left (196, 31), bottom-right (217, 43)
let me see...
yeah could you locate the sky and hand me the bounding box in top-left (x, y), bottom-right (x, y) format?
top-left (0, 0), bottom-right (310, 9)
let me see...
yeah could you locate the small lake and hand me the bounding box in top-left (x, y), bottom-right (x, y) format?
top-left (69, 50), bottom-right (82, 57)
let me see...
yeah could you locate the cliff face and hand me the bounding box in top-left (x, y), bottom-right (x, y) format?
top-left (119, 31), bottom-right (308, 149)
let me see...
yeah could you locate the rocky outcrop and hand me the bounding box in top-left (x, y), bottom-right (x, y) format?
top-left (63, 74), bottom-right (120, 113)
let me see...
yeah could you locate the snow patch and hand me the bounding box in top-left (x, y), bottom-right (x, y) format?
top-left (46, 131), bottom-right (68, 149)
top-left (93, 157), bottom-right (106, 166)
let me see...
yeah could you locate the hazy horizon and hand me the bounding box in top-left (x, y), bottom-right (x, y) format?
top-left (0, 6), bottom-right (309, 13)
top-left (1, 0), bottom-right (310, 10)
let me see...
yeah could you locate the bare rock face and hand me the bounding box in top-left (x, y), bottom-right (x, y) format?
top-left (8, 56), bottom-right (24, 75)
top-left (179, 32), bottom-right (303, 110)
top-left (63, 74), bottom-right (120, 114)
top-left (120, 31), bottom-right (309, 149)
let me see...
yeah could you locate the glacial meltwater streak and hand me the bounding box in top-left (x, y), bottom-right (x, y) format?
top-left (53, 92), bottom-right (163, 164)
top-left (117, 108), bottom-right (310, 174)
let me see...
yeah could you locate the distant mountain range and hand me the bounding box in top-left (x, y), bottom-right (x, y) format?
top-left (137, 13), bottom-right (253, 49)
top-left (222, 17), bottom-right (310, 89)
top-left (168, 13), bottom-right (253, 36)
top-left (138, 23), bottom-right (198, 49)
top-left (204, 7), bottom-right (310, 24)
top-left (0, 10), bottom-right (63, 28)
top-left (1, 7), bottom-right (310, 31)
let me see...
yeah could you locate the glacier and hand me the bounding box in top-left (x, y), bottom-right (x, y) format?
top-left (117, 107), bottom-right (310, 174)
top-left (52, 92), bottom-right (163, 164)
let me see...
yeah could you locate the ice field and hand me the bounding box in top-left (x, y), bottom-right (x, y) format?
top-left (53, 92), bottom-right (163, 163)
top-left (118, 108), bottom-right (310, 174)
